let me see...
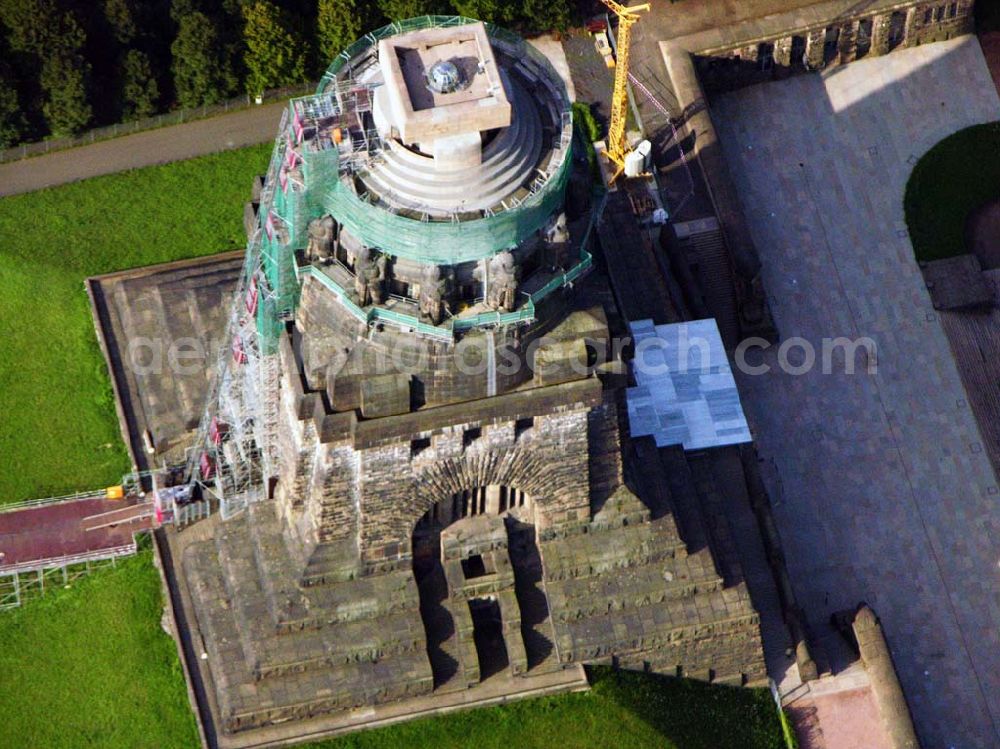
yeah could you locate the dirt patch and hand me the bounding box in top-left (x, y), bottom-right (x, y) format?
top-left (965, 197), bottom-right (1000, 269)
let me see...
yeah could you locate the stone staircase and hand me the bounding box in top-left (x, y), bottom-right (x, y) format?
top-left (415, 561), bottom-right (473, 692)
top-left (182, 506), bottom-right (434, 733)
top-left (509, 534), bottom-right (561, 672)
top-left (538, 488), bottom-right (765, 684)
top-left (361, 77), bottom-right (547, 215)
top-left (668, 218), bottom-right (740, 347)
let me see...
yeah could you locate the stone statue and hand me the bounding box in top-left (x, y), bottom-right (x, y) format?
top-left (306, 215), bottom-right (336, 263)
top-left (354, 246), bottom-right (387, 306)
top-left (418, 265), bottom-right (450, 325)
top-left (542, 211), bottom-right (570, 269)
top-left (478, 251), bottom-right (518, 312)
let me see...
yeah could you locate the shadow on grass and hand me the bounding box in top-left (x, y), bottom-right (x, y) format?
top-left (904, 122), bottom-right (1000, 262)
top-left (587, 666), bottom-right (785, 749)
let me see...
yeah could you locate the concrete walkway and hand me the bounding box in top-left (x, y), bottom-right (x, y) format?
top-left (714, 36), bottom-right (1000, 749)
top-left (0, 102), bottom-right (287, 197)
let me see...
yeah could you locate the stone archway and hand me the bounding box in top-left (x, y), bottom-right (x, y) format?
top-left (410, 485), bottom-right (555, 689)
top-left (416, 485), bottom-right (534, 531)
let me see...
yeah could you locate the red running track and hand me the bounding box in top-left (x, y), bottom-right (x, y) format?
top-left (0, 498), bottom-right (151, 569)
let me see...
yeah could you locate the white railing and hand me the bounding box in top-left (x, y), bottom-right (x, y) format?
top-left (0, 490), bottom-right (107, 514)
top-left (0, 542), bottom-right (138, 575)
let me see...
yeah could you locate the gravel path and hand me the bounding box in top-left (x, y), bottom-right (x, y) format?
top-left (0, 102), bottom-right (287, 197)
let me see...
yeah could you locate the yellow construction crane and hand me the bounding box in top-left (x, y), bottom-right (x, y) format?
top-left (599, 0), bottom-right (649, 181)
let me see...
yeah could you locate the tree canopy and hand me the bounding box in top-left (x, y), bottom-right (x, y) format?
top-left (242, 1), bottom-right (307, 97)
top-left (317, 0), bottom-right (364, 62)
top-left (0, 0), bottom-right (578, 148)
top-left (171, 11), bottom-right (238, 108)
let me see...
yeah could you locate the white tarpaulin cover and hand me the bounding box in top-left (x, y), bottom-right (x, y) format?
top-left (625, 318), bottom-right (752, 451)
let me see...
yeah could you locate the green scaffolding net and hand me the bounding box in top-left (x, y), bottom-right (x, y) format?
top-left (313, 16), bottom-right (573, 265)
top-left (254, 15), bottom-right (574, 346)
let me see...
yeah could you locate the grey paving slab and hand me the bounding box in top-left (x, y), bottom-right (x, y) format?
top-left (712, 36), bottom-right (1000, 749)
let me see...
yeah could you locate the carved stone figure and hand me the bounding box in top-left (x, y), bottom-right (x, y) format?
top-left (306, 215), bottom-right (336, 263)
top-left (418, 265), bottom-right (450, 325)
top-left (480, 251), bottom-right (518, 311)
top-left (543, 212), bottom-right (570, 269)
top-left (354, 246), bottom-right (387, 306)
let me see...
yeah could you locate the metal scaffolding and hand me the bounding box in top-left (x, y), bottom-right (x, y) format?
top-left (182, 17), bottom-right (579, 520)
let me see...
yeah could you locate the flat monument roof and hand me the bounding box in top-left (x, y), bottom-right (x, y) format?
top-left (378, 21), bottom-right (511, 145)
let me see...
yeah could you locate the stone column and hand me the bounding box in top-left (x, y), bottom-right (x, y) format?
top-left (837, 21), bottom-right (858, 64)
top-left (773, 36), bottom-right (793, 67)
top-left (804, 28), bottom-right (826, 69)
top-left (903, 6), bottom-right (919, 46)
top-left (871, 13), bottom-right (891, 56)
top-left (486, 485), bottom-right (502, 515)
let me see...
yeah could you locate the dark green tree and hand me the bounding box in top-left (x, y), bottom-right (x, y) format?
top-left (316, 0), bottom-right (365, 63)
top-left (518, 0), bottom-right (570, 32)
top-left (377, 0), bottom-right (450, 22)
top-left (103, 0), bottom-right (138, 45)
top-left (449, 0), bottom-right (513, 24)
top-left (242, 1), bottom-right (306, 97)
top-left (40, 48), bottom-right (92, 135)
top-left (171, 11), bottom-right (237, 107)
top-left (0, 64), bottom-right (26, 148)
top-left (121, 48), bottom-right (159, 119)
top-left (0, 0), bottom-right (94, 135)
top-left (168, 0), bottom-right (200, 23)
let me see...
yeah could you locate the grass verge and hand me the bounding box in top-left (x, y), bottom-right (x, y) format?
top-left (904, 122), bottom-right (1000, 262)
top-left (0, 144), bottom-right (271, 503)
top-left (305, 664), bottom-right (786, 749)
top-left (0, 551), bottom-right (198, 748)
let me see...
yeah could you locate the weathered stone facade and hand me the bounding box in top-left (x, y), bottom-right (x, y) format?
top-left (182, 348), bottom-right (767, 734)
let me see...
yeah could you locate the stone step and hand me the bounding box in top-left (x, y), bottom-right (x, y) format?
top-left (552, 586), bottom-right (759, 663)
top-left (377, 87), bottom-right (534, 179)
top-left (538, 524), bottom-right (688, 583)
top-left (246, 503), bottom-right (419, 630)
top-left (157, 263), bottom-right (242, 293)
top-left (415, 564), bottom-right (469, 693)
top-left (221, 647), bottom-right (434, 735)
top-left (508, 532), bottom-right (561, 673)
top-left (362, 79), bottom-right (545, 213)
top-left (245, 503), bottom-right (313, 631)
top-left (378, 86), bottom-right (531, 178)
top-left (214, 510), bottom-right (427, 680)
top-left (365, 126), bottom-right (542, 212)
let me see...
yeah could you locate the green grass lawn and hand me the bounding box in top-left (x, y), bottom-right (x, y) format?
top-left (308, 667), bottom-right (784, 749)
top-left (0, 555), bottom-right (784, 749)
top-left (0, 144), bottom-right (271, 503)
top-left (0, 551), bottom-right (198, 748)
top-left (904, 122), bottom-right (1000, 262)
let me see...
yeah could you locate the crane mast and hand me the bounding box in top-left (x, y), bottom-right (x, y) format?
top-left (599, 0), bottom-right (649, 180)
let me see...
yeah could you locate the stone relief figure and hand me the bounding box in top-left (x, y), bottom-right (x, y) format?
top-left (477, 250), bottom-right (518, 311)
top-left (354, 246), bottom-right (387, 306)
top-left (306, 215), bottom-right (336, 263)
top-left (542, 211), bottom-right (570, 269)
top-left (418, 265), bottom-right (451, 325)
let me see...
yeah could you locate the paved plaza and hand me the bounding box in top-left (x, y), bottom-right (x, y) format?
top-left (712, 36), bottom-right (1000, 748)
